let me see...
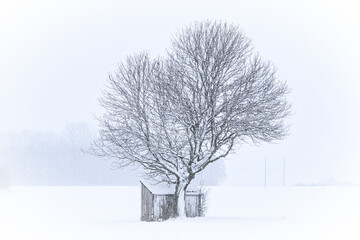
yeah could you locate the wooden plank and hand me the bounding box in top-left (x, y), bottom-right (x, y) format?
top-left (141, 182), bottom-right (154, 221)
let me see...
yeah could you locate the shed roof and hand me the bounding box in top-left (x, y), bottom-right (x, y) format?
top-left (140, 180), bottom-right (200, 195)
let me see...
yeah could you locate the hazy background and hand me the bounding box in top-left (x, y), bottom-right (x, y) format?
top-left (1, 0), bottom-right (359, 186)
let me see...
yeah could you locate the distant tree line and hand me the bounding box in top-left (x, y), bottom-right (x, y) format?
top-left (0, 123), bottom-right (225, 186)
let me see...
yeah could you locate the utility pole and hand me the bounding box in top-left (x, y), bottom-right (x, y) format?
top-left (283, 157), bottom-right (286, 187)
top-left (264, 157), bottom-right (267, 188)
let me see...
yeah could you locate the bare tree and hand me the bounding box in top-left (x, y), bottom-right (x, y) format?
top-left (91, 21), bottom-right (291, 217)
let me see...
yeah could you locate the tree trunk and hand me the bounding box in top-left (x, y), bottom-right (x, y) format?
top-left (175, 180), bottom-right (187, 217)
top-left (177, 186), bottom-right (186, 217)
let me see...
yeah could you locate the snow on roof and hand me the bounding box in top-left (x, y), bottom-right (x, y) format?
top-left (140, 180), bottom-right (200, 195)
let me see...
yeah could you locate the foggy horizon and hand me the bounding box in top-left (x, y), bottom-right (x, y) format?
top-left (1, 0), bottom-right (360, 186)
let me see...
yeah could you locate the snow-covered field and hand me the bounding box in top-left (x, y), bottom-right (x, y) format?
top-left (1, 186), bottom-right (360, 240)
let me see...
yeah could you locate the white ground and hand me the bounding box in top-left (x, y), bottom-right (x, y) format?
top-left (1, 186), bottom-right (360, 240)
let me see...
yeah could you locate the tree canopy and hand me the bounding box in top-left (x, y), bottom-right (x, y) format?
top-left (91, 20), bottom-right (291, 216)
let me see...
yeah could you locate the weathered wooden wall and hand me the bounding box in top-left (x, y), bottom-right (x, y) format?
top-left (185, 194), bottom-right (203, 217)
top-left (141, 183), bottom-right (154, 221)
top-left (153, 195), bottom-right (176, 221)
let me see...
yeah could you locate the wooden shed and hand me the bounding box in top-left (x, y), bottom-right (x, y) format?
top-left (140, 180), bottom-right (204, 221)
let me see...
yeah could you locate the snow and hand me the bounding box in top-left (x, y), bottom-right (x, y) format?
top-left (141, 180), bottom-right (200, 195)
top-left (1, 186), bottom-right (360, 240)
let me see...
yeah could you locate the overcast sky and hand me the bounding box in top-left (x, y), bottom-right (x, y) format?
top-left (1, 0), bottom-right (359, 185)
